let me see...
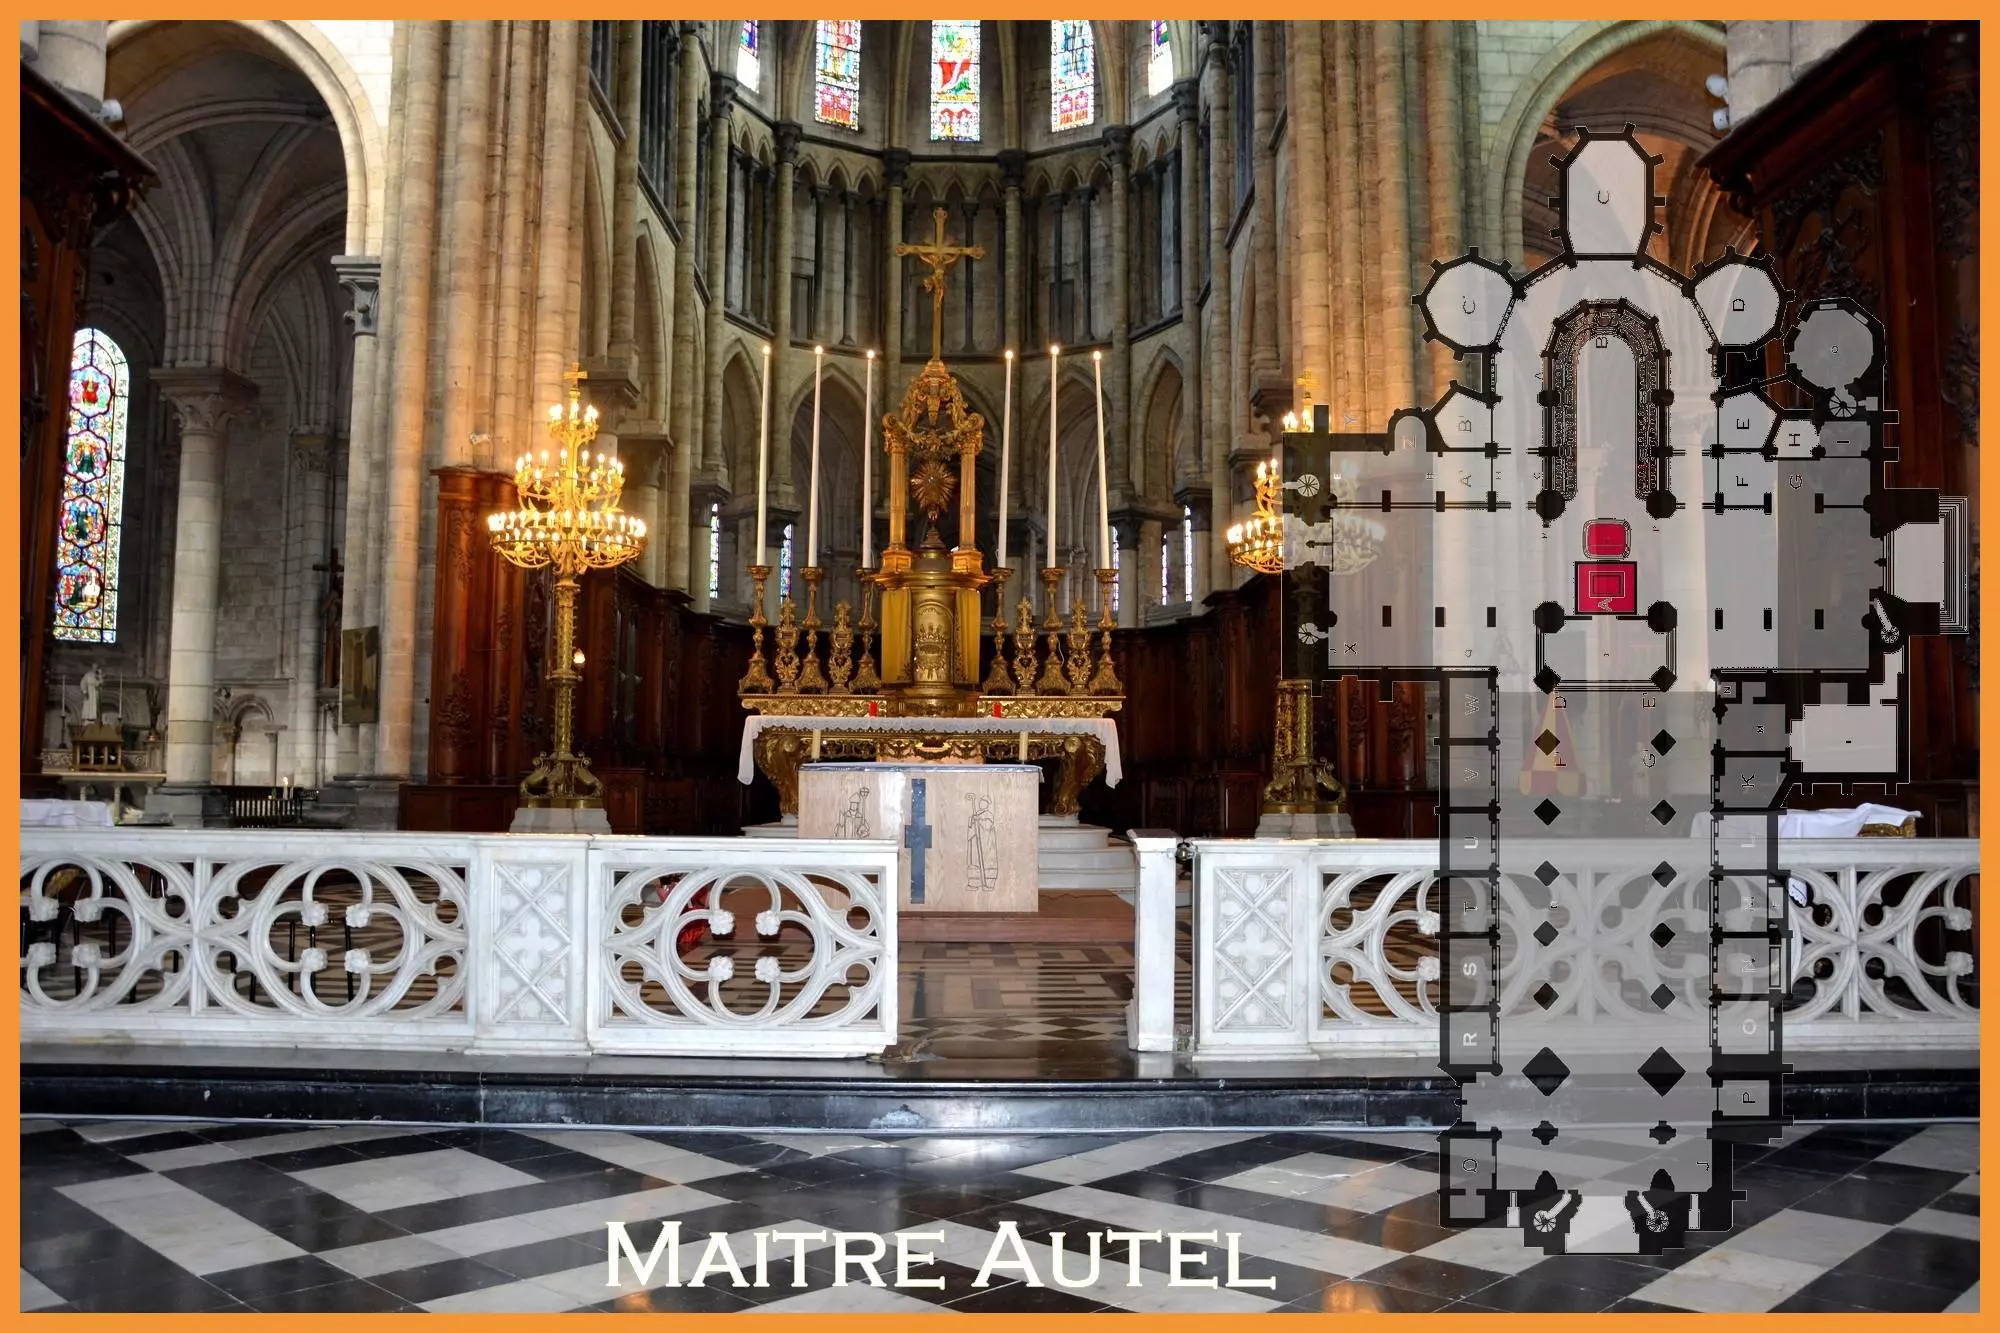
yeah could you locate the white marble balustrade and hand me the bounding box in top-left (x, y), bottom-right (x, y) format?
top-left (18, 829), bottom-right (898, 1059)
top-left (1126, 837), bottom-right (1979, 1061)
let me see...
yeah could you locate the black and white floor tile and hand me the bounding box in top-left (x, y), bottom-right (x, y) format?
top-left (19, 1118), bottom-right (1978, 1314)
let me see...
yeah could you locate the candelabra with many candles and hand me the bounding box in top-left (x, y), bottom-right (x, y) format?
top-left (1230, 378), bottom-right (1353, 834)
top-left (488, 365), bottom-right (646, 830)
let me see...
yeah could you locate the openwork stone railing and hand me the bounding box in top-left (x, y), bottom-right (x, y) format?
top-left (1144, 837), bottom-right (1978, 1061)
top-left (19, 829), bottom-right (897, 1058)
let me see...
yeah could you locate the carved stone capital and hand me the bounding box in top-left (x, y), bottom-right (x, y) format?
top-left (291, 431), bottom-right (331, 474)
top-left (709, 73), bottom-right (738, 119)
top-left (331, 254), bottom-right (381, 336)
top-left (578, 354), bottom-right (642, 423)
top-left (152, 367), bottom-right (258, 436)
top-left (774, 119), bottom-right (802, 164)
top-left (997, 149), bottom-right (1028, 190)
top-left (615, 431), bottom-right (672, 490)
top-left (1171, 78), bottom-right (1200, 123)
top-left (1101, 125), bottom-right (1131, 169)
top-left (884, 147), bottom-right (911, 191)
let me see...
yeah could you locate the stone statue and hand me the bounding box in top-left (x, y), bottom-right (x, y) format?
top-left (79, 664), bottom-right (103, 723)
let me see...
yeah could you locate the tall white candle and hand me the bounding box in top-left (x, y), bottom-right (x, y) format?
top-left (755, 343), bottom-right (771, 559)
top-left (998, 350), bottom-right (1013, 569)
top-left (808, 345), bottom-right (824, 567)
top-left (1046, 345), bottom-right (1059, 570)
top-left (862, 349), bottom-right (875, 568)
top-left (1092, 349), bottom-right (1110, 569)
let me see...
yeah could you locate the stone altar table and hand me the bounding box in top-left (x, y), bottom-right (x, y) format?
top-left (799, 763), bottom-right (1040, 913)
top-left (740, 714), bottom-right (1122, 820)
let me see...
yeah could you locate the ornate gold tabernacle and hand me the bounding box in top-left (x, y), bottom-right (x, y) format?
top-left (738, 209), bottom-right (1121, 814)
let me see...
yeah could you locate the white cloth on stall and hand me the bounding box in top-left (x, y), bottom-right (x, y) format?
top-left (1693, 805), bottom-right (1920, 986)
top-left (20, 799), bottom-right (115, 828)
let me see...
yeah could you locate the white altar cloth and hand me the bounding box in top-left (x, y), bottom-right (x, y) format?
top-left (738, 714), bottom-right (1123, 786)
top-left (20, 799), bottom-right (115, 828)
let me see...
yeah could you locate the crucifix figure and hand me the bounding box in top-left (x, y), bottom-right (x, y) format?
top-left (903, 777), bottom-right (933, 905)
top-left (562, 362), bottom-right (588, 394)
top-left (895, 207), bottom-right (986, 362)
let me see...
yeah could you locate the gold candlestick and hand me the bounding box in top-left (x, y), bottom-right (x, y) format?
top-left (1012, 595), bottom-right (1039, 694)
top-left (1090, 567), bottom-right (1122, 695)
top-left (738, 564), bottom-right (775, 693)
top-left (797, 566), bottom-right (829, 693)
top-left (1036, 566), bottom-right (1070, 695)
top-left (828, 600), bottom-right (855, 693)
top-left (981, 566), bottom-right (1016, 694)
top-left (1065, 595), bottom-right (1093, 694)
top-left (773, 589), bottom-right (802, 692)
top-left (853, 570), bottom-right (881, 694)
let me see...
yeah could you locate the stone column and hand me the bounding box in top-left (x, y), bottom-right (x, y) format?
top-left (1104, 127), bottom-right (1133, 501)
top-left (1289, 24), bottom-right (1331, 406)
top-left (1110, 512), bottom-right (1145, 629)
top-left (1330, 25), bottom-right (1365, 424)
top-left (152, 369), bottom-right (257, 825)
top-left (771, 121), bottom-right (801, 500)
top-left (999, 150), bottom-right (1026, 353)
top-left (534, 21), bottom-right (583, 408)
top-left (696, 74), bottom-right (737, 594)
top-left (290, 433), bottom-right (330, 786)
top-left (1423, 22), bottom-right (1465, 402)
top-left (1185, 491), bottom-right (1213, 603)
top-left (619, 434), bottom-right (670, 586)
top-left (883, 149), bottom-right (909, 395)
top-left (664, 24), bottom-right (703, 593)
top-left (491, 21), bottom-right (538, 468)
top-left (330, 256), bottom-right (380, 780)
top-left (1173, 80), bottom-right (1203, 498)
top-left (374, 19), bottom-right (447, 784)
top-left (1249, 22), bottom-right (1281, 403)
top-left (1201, 26), bottom-right (1236, 590)
top-left (29, 20), bottom-right (107, 110)
top-left (356, 21), bottom-right (410, 778)
top-left (1372, 22), bottom-right (1416, 429)
top-left (607, 21), bottom-right (642, 372)
top-left (438, 20), bottom-right (495, 475)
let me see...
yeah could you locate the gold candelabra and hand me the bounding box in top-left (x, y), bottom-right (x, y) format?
top-left (739, 565), bottom-right (774, 692)
top-left (1090, 568), bottom-right (1121, 695)
top-left (852, 569), bottom-right (881, 693)
top-left (981, 567), bottom-right (1015, 694)
top-left (487, 364), bottom-right (646, 808)
top-left (1226, 455), bottom-right (1286, 574)
top-left (797, 567), bottom-right (829, 693)
top-left (1036, 567), bottom-right (1070, 695)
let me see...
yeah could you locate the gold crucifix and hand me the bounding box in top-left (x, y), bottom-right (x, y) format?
top-left (895, 207), bottom-right (986, 362)
top-left (1296, 369), bottom-right (1316, 416)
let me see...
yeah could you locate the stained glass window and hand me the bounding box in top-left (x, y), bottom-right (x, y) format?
top-left (1051, 21), bottom-right (1096, 132)
top-left (929, 21), bottom-right (980, 142)
top-left (779, 522), bottom-right (795, 599)
top-left (707, 502), bottom-right (721, 599)
top-left (1148, 20), bottom-right (1173, 97)
top-left (736, 20), bottom-right (761, 92)
top-left (53, 328), bottom-right (128, 643)
top-left (814, 20), bottom-right (861, 130)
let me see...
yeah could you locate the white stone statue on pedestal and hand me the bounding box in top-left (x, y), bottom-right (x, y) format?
top-left (79, 664), bottom-right (103, 723)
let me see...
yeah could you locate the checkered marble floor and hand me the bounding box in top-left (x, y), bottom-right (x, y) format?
top-left (19, 1117), bottom-right (1977, 1313)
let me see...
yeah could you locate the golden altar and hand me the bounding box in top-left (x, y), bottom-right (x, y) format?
top-left (738, 209), bottom-right (1122, 818)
